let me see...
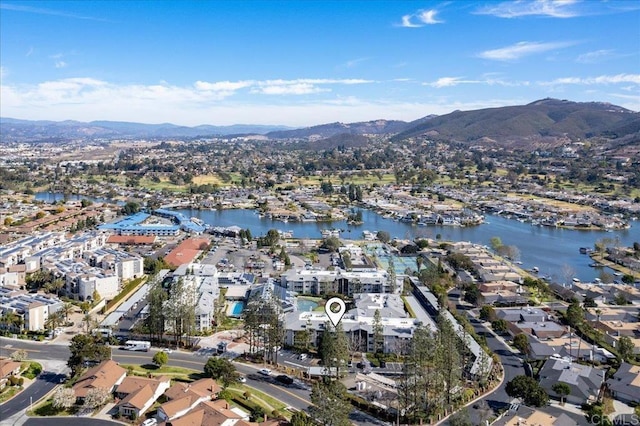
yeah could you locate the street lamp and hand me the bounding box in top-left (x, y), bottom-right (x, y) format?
top-left (30, 396), bottom-right (32, 413)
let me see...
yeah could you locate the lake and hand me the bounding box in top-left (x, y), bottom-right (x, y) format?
top-left (178, 207), bottom-right (639, 283)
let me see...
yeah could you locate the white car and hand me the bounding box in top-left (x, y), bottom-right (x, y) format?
top-left (238, 376), bottom-right (247, 383)
top-left (141, 419), bottom-right (157, 426)
top-left (258, 368), bottom-right (272, 376)
top-left (161, 348), bottom-right (173, 353)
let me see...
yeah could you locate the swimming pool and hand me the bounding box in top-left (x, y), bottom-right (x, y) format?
top-left (229, 301), bottom-right (245, 317)
top-left (297, 299), bottom-right (318, 312)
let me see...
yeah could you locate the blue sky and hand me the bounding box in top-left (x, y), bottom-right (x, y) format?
top-left (1, 0), bottom-right (639, 127)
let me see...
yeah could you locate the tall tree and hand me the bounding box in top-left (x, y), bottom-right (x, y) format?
top-left (67, 334), bottom-right (111, 376)
top-left (617, 336), bottom-right (635, 362)
top-left (437, 314), bottom-right (463, 405)
top-left (145, 282), bottom-right (167, 342)
top-left (310, 379), bottom-right (351, 426)
top-left (318, 322), bottom-right (349, 380)
top-left (373, 309), bottom-right (384, 354)
top-left (388, 257), bottom-right (397, 294)
top-left (513, 333), bottom-right (530, 357)
top-left (203, 357), bottom-right (239, 388)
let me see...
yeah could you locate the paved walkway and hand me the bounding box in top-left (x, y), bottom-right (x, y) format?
top-left (548, 401), bottom-right (585, 417)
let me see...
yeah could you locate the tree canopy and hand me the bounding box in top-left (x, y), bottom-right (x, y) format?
top-left (505, 375), bottom-right (549, 407)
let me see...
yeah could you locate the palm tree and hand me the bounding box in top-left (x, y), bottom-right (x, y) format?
top-left (45, 311), bottom-right (64, 331)
top-left (1, 311), bottom-right (24, 332)
top-left (60, 302), bottom-right (74, 323)
top-left (82, 312), bottom-right (96, 334)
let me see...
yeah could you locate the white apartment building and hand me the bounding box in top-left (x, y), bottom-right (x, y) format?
top-left (283, 293), bottom-right (432, 354)
top-left (0, 232), bottom-right (67, 271)
top-left (281, 268), bottom-right (389, 296)
top-left (0, 287), bottom-right (63, 331)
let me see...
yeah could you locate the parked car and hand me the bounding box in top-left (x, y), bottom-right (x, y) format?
top-left (141, 419), bottom-right (157, 426)
top-left (238, 376), bottom-right (247, 383)
top-left (258, 368), bottom-right (272, 376)
top-left (276, 375), bottom-right (293, 385)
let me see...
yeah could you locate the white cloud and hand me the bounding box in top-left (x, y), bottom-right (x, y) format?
top-left (0, 2), bottom-right (110, 21)
top-left (476, 0), bottom-right (580, 18)
top-left (427, 77), bottom-right (470, 88)
top-left (195, 80), bottom-right (254, 91)
top-left (252, 83), bottom-right (328, 95)
top-left (539, 74), bottom-right (640, 86)
top-left (400, 14), bottom-right (421, 28)
top-left (0, 66), bottom-right (7, 80)
top-left (54, 60), bottom-right (67, 69)
top-left (418, 10), bottom-right (443, 24)
top-left (399, 9), bottom-right (443, 27)
top-left (478, 41), bottom-right (575, 61)
top-left (576, 49), bottom-right (615, 63)
top-left (338, 57), bottom-right (370, 69)
top-left (26, 47), bottom-right (34, 57)
top-left (426, 75), bottom-right (528, 88)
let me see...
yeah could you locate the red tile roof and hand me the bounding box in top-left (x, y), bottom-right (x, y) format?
top-left (164, 238), bottom-right (210, 267)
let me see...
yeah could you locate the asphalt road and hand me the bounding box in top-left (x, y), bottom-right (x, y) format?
top-left (462, 315), bottom-right (524, 425)
top-left (0, 371), bottom-right (66, 422)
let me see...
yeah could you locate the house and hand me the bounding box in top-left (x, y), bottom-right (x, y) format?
top-left (114, 375), bottom-right (170, 419)
top-left (509, 321), bottom-right (567, 340)
top-left (72, 360), bottom-right (127, 402)
top-left (492, 404), bottom-right (577, 426)
top-left (607, 362), bottom-right (640, 405)
top-left (0, 358), bottom-right (22, 389)
top-left (157, 378), bottom-right (221, 422)
top-left (168, 398), bottom-right (282, 426)
top-left (169, 399), bottom-right (242, 426)
top-left (538, 357), bottom-right (605, 405)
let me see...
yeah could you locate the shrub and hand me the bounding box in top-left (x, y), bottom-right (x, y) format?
top-left (243, 391), bottom-right (251, 400)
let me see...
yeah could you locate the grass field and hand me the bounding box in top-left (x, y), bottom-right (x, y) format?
top-left (226, 384), bottom-right (291, 420)
top-left (505, 192), bottom-right (594, 212)
top-left (294, 172), bottom-right (396, 187)
top-left (121, 364), bottom-right (202, 381)
top-left (192, 174), bottom-right (224, 185)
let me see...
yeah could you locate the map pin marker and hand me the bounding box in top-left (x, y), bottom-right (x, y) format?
top-left (325, 297), bottom-right (346, 327)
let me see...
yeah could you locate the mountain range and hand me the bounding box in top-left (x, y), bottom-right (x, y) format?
top-left (1, 99), bottom-right (639, 147)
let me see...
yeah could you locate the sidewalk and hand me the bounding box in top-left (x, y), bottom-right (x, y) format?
top-left (549, 401), bottom-right (585, 417)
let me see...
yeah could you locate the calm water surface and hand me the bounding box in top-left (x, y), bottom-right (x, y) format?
top-left (180, 208), bottom-right (639, 283)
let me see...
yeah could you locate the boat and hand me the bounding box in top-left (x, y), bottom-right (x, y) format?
top-left (572, 277), bottom-right (580, 283)
top-left (613, 272), bottom-right (623, 277)
top-left (579, 247), bottom-right (589, 254)
top-left (532, 267), bottom-right (539, 273)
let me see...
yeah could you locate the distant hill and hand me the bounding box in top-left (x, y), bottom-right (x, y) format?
top-left (266, 119), bottom-right (411, 139)
top-left (0, 118), bottom-right (293, 142)
top-left (2, 99), bottom-right (638, 147)
top-left (391, 99), bottom-right (640, 147)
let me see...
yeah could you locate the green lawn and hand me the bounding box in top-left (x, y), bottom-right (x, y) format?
top-left (0, 386), bottom-right (20, 404)
top-left (21, 361), bottom-right (43, 379)
top-left (28, 399), bottom-right (77, 417)
top-left (121, 364), bottom-right (203, 381)
top-left (226, 384), bottom-right (291, 420)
